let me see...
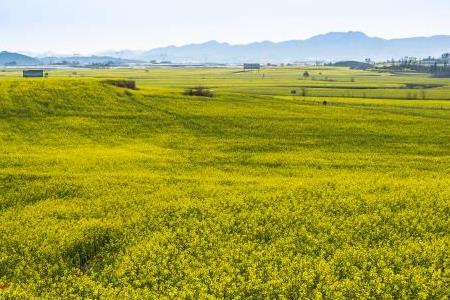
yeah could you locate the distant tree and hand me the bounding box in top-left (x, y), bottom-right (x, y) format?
top-left (303, 71), bottom-right (310, 79)
top-left (431, 62), bottom-right (438, 73)
top-left (291, 90), bottom-right (296, 100)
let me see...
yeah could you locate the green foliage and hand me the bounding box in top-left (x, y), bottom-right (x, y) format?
top-left (0, 68), bottom-right (449, 298)
top-left (103, 80), bottom-right (137, 90)
top-left (183, 86), bottom-right (214, 97)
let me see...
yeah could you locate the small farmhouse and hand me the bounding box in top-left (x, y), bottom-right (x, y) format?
top-left (23, 70), bottom-right (44, 78)
top-left (244, 63), bottom-right (261, 70)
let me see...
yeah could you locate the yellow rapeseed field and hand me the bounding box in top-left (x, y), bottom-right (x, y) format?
top-left (0, 67), bottom-right (449, 299)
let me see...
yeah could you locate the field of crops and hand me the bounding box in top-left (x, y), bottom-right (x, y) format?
top-left (0, 67), bottom-right (449, 299)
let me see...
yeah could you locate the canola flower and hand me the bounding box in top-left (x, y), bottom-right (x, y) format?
top-left (0, 68), bottom-right (449, 299)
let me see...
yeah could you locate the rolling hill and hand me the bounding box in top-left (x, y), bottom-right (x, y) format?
top-left (0, 51), bottom-right (40, 66)
top-left (0, 52), bottom-right (142, 67)
top-left (0, 69), bottom-right (449, 298)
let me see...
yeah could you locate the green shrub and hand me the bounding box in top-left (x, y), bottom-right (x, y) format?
top-left (183, 86), bottom-right (214, 97)
top-left (103, 80), bottom-right (136, 89)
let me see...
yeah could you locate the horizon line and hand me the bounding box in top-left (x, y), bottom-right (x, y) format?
top-left (3, 31), bottom-right (450, 57)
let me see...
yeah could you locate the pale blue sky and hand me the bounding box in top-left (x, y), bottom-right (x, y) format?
top-left (1, 0), bottom-right (449, 54)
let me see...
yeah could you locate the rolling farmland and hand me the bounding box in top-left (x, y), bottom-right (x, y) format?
top-left (0, 67), bottom-right (449, 299)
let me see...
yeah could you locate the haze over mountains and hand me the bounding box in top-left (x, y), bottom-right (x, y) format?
top-left (0, 51), bottom-right (40, 66)
top-left (101, 32), bottom-right (450, 63)
top-left (0, 52), bottom-right (142, 66)
top-left (2, 32), bottom-right (450, 65)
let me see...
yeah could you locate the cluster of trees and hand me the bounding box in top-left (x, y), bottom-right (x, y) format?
top-left (383, 53), bottom-right (450, 77)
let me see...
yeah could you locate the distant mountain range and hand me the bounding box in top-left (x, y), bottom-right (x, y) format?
top-left (2, 32), bottom-right (450, 65)
top-left (101, 32), bottom-right (450, 63)
top-left (0, 51), bottom-right (40, 66)
top-left (0, 51), bottom-right (141, 66)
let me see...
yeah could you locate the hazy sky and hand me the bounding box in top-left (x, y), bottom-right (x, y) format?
top-left (1, 0), bottom-right (449, 54)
